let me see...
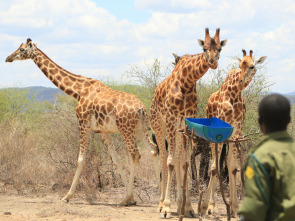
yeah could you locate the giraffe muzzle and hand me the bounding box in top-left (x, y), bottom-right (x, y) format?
top-left (209, 59), bottom-right (215, 65)
top-left (5, 57), bottom-right (13, 62)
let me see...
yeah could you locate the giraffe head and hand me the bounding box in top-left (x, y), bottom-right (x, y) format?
top-left (237, 49), bottom-right (267, 87)
top-left (5, 38), bottom-right (36, 62)
top-left (198, 28), bottom-right (227, 69)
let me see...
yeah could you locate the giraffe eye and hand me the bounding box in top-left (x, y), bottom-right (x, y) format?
top-left (20, 48), bottom-right (24, 52)
top-left (203, 48), bottom-right (207, 52)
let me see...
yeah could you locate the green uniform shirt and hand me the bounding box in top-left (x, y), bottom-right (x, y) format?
top-left (238, 131), bottom-right (295, 221)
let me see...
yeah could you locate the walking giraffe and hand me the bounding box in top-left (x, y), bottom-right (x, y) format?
top-left (150, 28), bottom-right (227, 218)
top-left (5, 38), bottom-right (160, 206)
top-left (202, 50), bottom-right (266, 217)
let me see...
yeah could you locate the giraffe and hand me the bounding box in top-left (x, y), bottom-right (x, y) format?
top-left (150, 28), bottom-right (227, 218)
top-left (5, 38), bottom-right (160, 206)
top-left (202, 50), bottom-right (267, 217)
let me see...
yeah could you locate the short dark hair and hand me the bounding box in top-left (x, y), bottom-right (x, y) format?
top-left (258, 94), bottom-right (291, 132)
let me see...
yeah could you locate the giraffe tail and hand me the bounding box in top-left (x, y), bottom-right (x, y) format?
top-left (151, 133), bottom-right (168, 155)
top-left (138, 108), bottom-right (159, 156)
top-left (138, 108), bottom-right (161, 188)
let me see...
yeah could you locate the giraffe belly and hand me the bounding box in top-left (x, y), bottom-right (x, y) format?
top-left (90, 115), bottom-right (119, 133)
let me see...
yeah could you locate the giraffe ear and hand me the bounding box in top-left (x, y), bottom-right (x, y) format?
top-left (255, 56), bottom-right (267, 65)
top-left (172, 53), bottom-right (179, 59)
top-left (198, 39), bottom-right (205, 47)
top-left (220, 39), bottom-right (227, 47)
top-left (237, 57), bottom-right (242, 63)
top-left (172, 53), bottom-right (180, 65)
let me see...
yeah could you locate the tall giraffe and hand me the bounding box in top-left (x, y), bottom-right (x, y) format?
top-left (203, 50), bottom-right (266, 217)
top-left (5, 38), bottom-right (160, 206)
top-left (150, 28), bottom-right (227, 218)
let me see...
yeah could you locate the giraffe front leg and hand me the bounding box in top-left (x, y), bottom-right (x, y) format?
top-left (201, 169), bottom-right (218, 216)
top-left (227, 143), bottom-right (239, 217)
top-left (176, 161), bottom-right (196, 218)
top-left (201, 143), bottom-right (222, 216)
top-left (157, 148), bottom-right (168, 213)
top-left (182, 139), bottom-right (196, 218)
top-left (160, 117), bottom-right (178, 219)
top-left (161, 155), bottom-right (174, 219)
top-left (62, 126), bottom-right (90, 202)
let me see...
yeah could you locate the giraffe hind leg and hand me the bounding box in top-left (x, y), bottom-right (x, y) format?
top-left (119, 131), bottom-right (140, 206)
top-left (100, 134), bottom-right (128, 188)
top-left (151, 126), bottom-right (168, 213)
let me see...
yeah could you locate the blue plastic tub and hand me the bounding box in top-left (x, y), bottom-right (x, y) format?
top-left (185, 117), bottom-right (234, 143)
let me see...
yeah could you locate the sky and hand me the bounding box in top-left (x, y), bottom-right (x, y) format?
top-left (1, 0), bottom-right (295, 93)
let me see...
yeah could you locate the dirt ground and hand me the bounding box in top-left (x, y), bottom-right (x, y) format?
top-left (0, 184), bottom-right (239, 221)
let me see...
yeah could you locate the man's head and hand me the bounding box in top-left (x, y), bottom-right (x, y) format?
top-left (258, 94), bottom-right (291, 134)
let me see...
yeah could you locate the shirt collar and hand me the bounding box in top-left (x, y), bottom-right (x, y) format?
top-left (256, 130), bottom-right (293, 149)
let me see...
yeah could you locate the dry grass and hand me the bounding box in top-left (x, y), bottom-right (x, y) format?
top-left (0, 108), bottom-right (159, 204)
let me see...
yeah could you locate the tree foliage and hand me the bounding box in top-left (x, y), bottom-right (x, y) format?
top-left (0, 87), bottom-right (41, 122)
top-left (123, 59), bottom-right (173, 112)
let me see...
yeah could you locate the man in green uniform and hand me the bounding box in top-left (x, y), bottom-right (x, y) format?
top-left (238, 94), bottom-right (295, 221)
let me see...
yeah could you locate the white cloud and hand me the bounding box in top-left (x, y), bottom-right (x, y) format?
top-left (279, 59), bottom-right (295, 73)
top-left (135, 0), bottom-right (212, 12)
top-left (136, 12), bottom-right (184, 38)
top-left (171, 0), bottom-right (212, 8)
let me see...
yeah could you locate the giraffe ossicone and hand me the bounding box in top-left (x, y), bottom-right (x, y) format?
top-left (5, 38), bottom-right (161, 206)
top-left (150, 28), bottom-right (227, 219)
top-left (203, 50), bottom-right (267, 217)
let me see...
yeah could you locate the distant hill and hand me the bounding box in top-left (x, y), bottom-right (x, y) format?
top-left (269, 92), bottom-right (295, 103)
top-left (25, 86), bottom-right (63, 102)
top-left (285, 94), bottom-right (295, 103)
top-left (0, 86), bottom-right (63, 103)
top-left (3, 86), bottom-right (295, 104)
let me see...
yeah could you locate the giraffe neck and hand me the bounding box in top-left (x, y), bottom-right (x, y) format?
top-left (32, 48), bottom-right (96, 100)
top-left (220, 70), bottom-right (245, 98)
top-left (177, 53), bottom-right (210, 92)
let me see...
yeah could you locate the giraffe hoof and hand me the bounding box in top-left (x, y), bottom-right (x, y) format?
top-left (157, 207), bottom-right (163, 213)
top-left (200, 205), bottom-right (208, 215)
top-left (61, 198), bottom-right (69, 203)
top-left (151, 150), bottom-right (158, 157)
top-left (208, 203), bottom-right (218, 215)
top-left (160, 206), bottom-right (171, 219)
top-left (119, 199), bottom-right (136, 206)
top-left (231, 210), bottom-right (238, 218)
top-left (161, 211), bottom-right (171, 219)
top-left (185, 210), bottom-right (197, 218)
top-left (201, 203), bottom-right (217, 216)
